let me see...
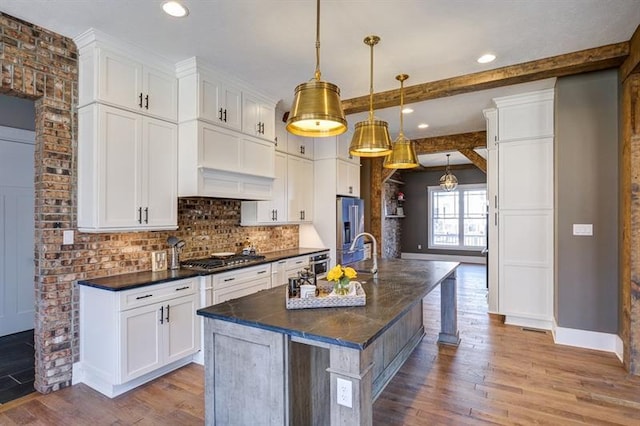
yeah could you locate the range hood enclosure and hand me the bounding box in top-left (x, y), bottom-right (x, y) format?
top-left (178, 120), bottom-right (275, 200)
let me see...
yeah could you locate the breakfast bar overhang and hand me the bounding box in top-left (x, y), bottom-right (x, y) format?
top-left (197, 259), bottom-right (460, 425)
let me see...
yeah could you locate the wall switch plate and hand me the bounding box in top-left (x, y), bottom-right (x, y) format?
top-left (151, 251), bottom-right (167, 272)
top-left (573, 224), bottom-right (593, 236)
top-left (62, 230), bottom-right (74, 245)
top-left (336, 377), bottom-right (352, 408)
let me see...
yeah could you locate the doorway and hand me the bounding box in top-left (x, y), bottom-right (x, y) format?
top-left (0, 95), bottom-right (36, 403)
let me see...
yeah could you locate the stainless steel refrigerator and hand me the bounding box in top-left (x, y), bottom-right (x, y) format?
top-left (336, 197), bottom-right (365, 266)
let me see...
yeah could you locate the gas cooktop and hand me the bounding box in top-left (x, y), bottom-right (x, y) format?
top-left (180, 253), bottom-right (266, 271)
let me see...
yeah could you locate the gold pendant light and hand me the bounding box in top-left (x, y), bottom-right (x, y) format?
top-left (286, 0), bottom-right (347, 138)
top-left (349, 35), bottom-right (392, 157)
top-left (383, 74), bottom-right (419, 169)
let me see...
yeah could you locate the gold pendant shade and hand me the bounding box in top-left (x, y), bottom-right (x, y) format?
top-left (349, 35), bottom-right (392, 157)
top-left (286, 0), bottom-right (347, 137)
top-left (384, 74), bottom-right (419, 169)
top-left (287, 80), bottom-right (347, 137)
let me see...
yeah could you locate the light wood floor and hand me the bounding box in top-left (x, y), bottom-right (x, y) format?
top-left (2, 264), bottom-right (639, 425)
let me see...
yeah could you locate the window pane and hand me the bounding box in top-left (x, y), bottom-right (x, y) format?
top-left (428, 185), bottom-right (487, 250)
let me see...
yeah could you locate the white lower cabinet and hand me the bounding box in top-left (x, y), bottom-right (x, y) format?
top-left (75, 278), bottom-right (199, 398)
top-left (271, 255), bottom-right (310, 287)
top-left (212, 263), bottom-right (271, 304)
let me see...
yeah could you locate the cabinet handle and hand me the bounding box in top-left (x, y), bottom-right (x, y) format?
top-left (260, 122), bottom-right (265, 134)
top-left (223, 109), bottom-right (227, 122)
top-left (274, 137), bottom-right (278, 147)
top-left (218, 108), bottom-right (223, 121)
top-left (302, 210), bottom-right (305, 220)
top-left (175, 286), bottom-right (190, 291)
top-left (136, 294), bottom-right (153, 300)
top-left (138, 207), bottom-right (142, 224)
top-left (160, 306), bottom-right (164, 324)
top-left (166, 304), bottom-right (170, 322)
top-left (349, 186), bottom-right (353, 194)
top-left (144, 94), bottom-right (149, 109)
top-left (349, 154), bottom-right (353, 160)
top-left (494, 195), bottom-right (498, 209)
top-left (495, 212), bottom-right (498, 226)
top-left (138, 93), bottom-right (143, 108)
top-left (224, 277), bottom-right (235, 282)
top-left (295, 260), bottom-right (304, 264)
top-left (144, 207), bottom-right (149, 224)
top-left (257, 270), bottom-right (267, 275)
top-left (274, 209), bottom-right (278, 221)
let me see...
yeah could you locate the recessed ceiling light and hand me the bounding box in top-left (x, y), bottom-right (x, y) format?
top-left (418, 123), bottom-right (429, 129)
top-left (402, 107), bottom-right (414, 114)
top-left (477, 54), bottom-right (496, 64)
top-left (162, 1), bottom-right (189, 17)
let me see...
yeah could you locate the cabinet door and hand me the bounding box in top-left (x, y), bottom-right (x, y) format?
top-left (259, 103), bottom-right (275, 141)
top-left (299, 158), bottom-right (314, 222)
top-left (200, 77), bottom-right (241, 130)
top-left (337, 160), bottom-right (359, 197)
top-left (337, 131), bottom-right (359, 163)
top-left (98, 48), bottom-right (143, 111)
top-left (242, 95), bottom-right (260, 137)
top-left (143, 66), bottom-right (177, 121)
top-left (287, 156), bottom-right (303, 222)
top-left (98, 105), bottom-right (142, 228)
top-left (164, 295), bottom-right (199, 364)
top-left (288, 133), bottom-right (314, 159)
top-left (142, 118), bottom-right (178, 229)
top-left (120, 302), bottom-right (163, 383)
top-left (271, 260), bottom-right (287, 288)
top-left (253, 151), bottom-right (287, 223)
top-left (274, 118), bottom-right (288, 153)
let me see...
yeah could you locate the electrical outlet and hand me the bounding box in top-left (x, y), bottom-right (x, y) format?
top-left (62, 230), bottom-right (74, 245)
top-left (417, 244), bottom-right (422, 250)
top-left (336, 377), bottom-right (352, 408)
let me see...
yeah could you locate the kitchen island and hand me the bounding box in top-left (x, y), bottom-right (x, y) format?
top-left (197, 259), bottom-right (459, 425)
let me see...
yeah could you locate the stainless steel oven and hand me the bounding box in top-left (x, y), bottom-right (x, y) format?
top-left (309, 251), bottom-right (330, 279)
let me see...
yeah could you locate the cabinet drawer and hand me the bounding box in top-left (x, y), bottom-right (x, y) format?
top-left (285, 256), bottom-right (309, 271)
top-left (119, 278), bottom-right (196, 311)
top-left (212, 264), bottom-right (272, 290)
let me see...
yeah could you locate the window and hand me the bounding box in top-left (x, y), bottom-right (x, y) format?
top-left (428, 184), bottom-right (487, 251)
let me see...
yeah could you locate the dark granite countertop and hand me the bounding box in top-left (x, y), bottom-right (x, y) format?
top-left (77, 247), bottom-right (329, 291)
top-left (197, 259), bottom-right (459, 350)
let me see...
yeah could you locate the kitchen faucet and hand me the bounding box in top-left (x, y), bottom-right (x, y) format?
top-left (349, 232), bottom-right (378, 279)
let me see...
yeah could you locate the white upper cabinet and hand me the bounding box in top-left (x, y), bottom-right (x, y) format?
top-left (78, 104), bottom-right (177, 232)
top-left (243, 93), bottom-right (275, 141)
top-left (336, 159), bottom-right (360, 197)
top-left (193, 73), bottom-right (242, 130)
top-left (314, 130), bottom-right (359, 164)
top-left (287, 155), bottom-right (314, 223)
top-left (287, 133), bottom-right (315, 159)
top-left (76, 29), bottom-right (177, 122)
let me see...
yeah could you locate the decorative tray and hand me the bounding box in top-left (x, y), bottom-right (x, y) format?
top-left (286, 280), bottom-right (366, 310)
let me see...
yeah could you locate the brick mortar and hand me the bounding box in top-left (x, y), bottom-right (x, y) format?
top-left (1, 12), bottom-right (299, 393)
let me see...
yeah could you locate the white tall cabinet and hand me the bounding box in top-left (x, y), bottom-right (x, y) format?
top-left (485, 88), bottom-right (555, 329)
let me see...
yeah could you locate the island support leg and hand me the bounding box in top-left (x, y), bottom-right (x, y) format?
top-left (438, 271), bottom-right (461, 346)
top-left (327, 345), bottom-right (374, 426)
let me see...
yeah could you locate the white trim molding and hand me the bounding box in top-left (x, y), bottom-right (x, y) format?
top-left (401, 252), bottom-right (486, 264)
top-left (552, 320), bottom-right (623, 362)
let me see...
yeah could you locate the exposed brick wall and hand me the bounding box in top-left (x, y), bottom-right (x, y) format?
top-left (0, 13), bottom-right (298, 393)
top-left (382, 181), bottom-right (402, 258)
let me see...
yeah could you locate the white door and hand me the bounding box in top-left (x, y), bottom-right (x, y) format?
top-left (120, 302), bottom-right (163, 383)
top-left (164, 295), bottom-right (199, 364)
top-left (0, 126), bottom-right (35, 336)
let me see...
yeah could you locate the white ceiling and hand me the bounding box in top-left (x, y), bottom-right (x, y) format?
top-left (1, 0), bottom-right (638, 146)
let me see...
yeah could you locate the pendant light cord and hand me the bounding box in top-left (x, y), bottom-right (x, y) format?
top-left (314, 0), bottom-right (321, 81)
top-left (368, 40), bottom-right (374, 121)
top-left (398, 76), bottom-right (406, 138)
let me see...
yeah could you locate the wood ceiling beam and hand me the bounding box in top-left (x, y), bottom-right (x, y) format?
top-left (458, 148), bottom-right (487, 173)
top-left (343, 42), bottom-right (629, 115)
top-left (621, 25), bottom-right (640, 81)
top-left (413, 131), bottom-right (486, 155)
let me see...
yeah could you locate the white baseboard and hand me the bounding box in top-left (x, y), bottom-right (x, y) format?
top-left (401, 252), bottom-right (486, 264)
top-left (552, 320), bottom-right (623, 360)
top-left (505, 315), bottom-right (553, 330)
